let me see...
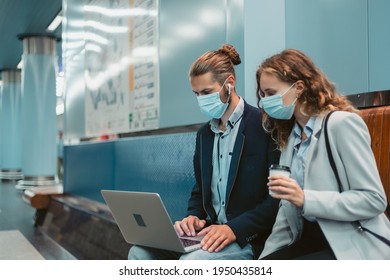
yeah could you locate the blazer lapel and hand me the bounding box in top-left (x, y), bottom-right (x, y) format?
top-left (224, 101), bottom-right (247, 205)
top-left (226, 126), bottom-right (245, 201)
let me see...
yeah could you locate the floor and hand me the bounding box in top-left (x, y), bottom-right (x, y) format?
top-left (0, 230), bottom-right (44, 260)
top-left (0, 180), bottom-right (76, 260)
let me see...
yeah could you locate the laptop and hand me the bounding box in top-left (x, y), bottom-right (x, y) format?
top-left (101, 190), bottom-right (203, 253)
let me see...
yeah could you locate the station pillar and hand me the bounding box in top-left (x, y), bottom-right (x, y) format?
top-left (17, 34), bottom-right (59, 189)
top-left (0, 69), bottom-right (23, 180)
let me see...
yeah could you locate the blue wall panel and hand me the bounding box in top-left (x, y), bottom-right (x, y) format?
top-left (243, 0), bottom-right (286, 106)
top-left (368, 0), bottom-right (390, 92)
top-left (285, 0), bottom-right (368, 95)
top-left (159, 0), bottom-right (226, 128)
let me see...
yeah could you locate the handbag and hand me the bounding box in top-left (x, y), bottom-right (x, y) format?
top-left (324, 111), bottom-right (390, 247)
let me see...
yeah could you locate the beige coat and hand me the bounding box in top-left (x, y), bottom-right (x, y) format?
top-left (260, 111), bottom-right (390, 259)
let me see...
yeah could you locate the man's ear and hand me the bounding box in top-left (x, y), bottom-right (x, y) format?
top-left (226, 75), bottom-right (235, 89)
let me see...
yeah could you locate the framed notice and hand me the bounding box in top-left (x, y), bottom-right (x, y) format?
top-left (84, 0), bottom-right (159, 137)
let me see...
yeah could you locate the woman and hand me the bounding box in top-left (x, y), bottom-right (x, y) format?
top-left (255, 49), bottom-right (390, 259)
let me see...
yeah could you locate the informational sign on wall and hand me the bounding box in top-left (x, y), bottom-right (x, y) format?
top-left (129, 0), bottom-right (159, 132)
top-left (84, 0), bottom-right (159, 137)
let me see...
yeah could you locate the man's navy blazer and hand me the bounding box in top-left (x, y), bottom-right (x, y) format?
top-left (187, 101), bottom-right (280, 255)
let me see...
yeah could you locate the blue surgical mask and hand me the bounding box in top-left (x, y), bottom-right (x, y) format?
top-left (197, 79), bottom-right (230, 119)
top-left (260, 83), bottom-right (296, 120)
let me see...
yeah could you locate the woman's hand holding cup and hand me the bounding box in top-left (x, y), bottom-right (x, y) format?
top-left (268, 164), bottom-right (304, 208)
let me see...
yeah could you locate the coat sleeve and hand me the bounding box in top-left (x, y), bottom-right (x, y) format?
top-left (303, 112), bottom-right (387, 221)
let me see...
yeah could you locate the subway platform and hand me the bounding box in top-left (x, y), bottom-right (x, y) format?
top-left (0, 180), bottom-right (75, 259)
top-left (0, 180), bottom-right (130, 260)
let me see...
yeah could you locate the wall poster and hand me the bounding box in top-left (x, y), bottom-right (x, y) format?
top-left (84, 0), bottom-right (159, 137)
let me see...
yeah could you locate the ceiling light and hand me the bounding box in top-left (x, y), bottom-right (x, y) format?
top-left (47, 10), bottom-right (63, 32)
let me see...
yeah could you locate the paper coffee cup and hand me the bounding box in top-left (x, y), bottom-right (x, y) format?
top-left (269, 164), bottom-right (291, 195)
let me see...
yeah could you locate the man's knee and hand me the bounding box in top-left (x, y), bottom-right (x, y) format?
top-left (179, 243), bottom-right (253, 260)
top-left (128, 245), bottom-right (145, 260)
top-left (128, 245), bottom-right (180, 260)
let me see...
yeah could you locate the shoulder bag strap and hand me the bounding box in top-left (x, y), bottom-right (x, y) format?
top-left (324, 111), bottom-right (390, 247)
top-left (324, 111), bottom-right (342, 192)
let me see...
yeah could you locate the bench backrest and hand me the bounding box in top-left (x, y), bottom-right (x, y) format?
top-left (360, 106), bottom-right (390, 209)
top-left (63, 132), bottom-right (197, 222)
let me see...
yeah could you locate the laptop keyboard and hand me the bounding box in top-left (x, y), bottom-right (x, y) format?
top-left (181, 238), bottom-right (201, 247)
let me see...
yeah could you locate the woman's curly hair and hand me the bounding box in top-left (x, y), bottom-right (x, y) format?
top-left (256, 49), bottom-right (360, 149)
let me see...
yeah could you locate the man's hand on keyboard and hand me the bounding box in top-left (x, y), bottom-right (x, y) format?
top-left (174, 215), bottom-right (206, 237)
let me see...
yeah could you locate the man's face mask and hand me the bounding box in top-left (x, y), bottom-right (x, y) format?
top-left (196, 78), bottom-right (230, 119)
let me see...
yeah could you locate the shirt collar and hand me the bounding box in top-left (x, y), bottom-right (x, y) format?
top-left (293, 116), bottom-right (316, 140)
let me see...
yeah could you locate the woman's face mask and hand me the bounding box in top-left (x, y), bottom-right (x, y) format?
top-left (259, 83), bottom-right (296, 120)
top-left (196, 78), bottom-right (230, 119)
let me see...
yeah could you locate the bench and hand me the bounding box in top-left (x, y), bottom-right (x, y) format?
top-left (30, 131), bottom-right (198, 259)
